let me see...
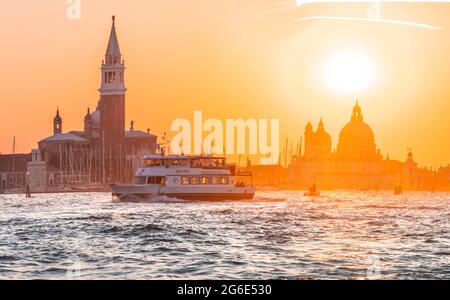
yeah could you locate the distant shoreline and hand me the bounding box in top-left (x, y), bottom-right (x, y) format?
top-left (2, 187), bottom-right (450, 196)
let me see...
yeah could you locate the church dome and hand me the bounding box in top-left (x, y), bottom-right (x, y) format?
top-left (315, 130), bottom-right (332, 144)
top-left (90, 109), bottom-right (100, 125)
top-left (84, 108), bottom-right (92, 121)
top-left (339, 102), bottom-right (374, 144)
top-left (314, 119), bottom-right (332, 145)
top-left (339, 121), bottom-right (374, 143)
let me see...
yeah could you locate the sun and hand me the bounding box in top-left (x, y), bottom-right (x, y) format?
top-left (323, 51), bottom-right (375, 95)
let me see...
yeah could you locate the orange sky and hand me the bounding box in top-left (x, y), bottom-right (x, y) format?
top-left (1, 1), bottom-right (450, 167)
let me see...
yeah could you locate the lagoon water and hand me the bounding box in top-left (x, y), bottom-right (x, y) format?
top-left (0, 191), bottom-right (449, 280)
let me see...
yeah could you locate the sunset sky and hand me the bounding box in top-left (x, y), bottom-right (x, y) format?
top-left (1, 1), bottom-right (450, 167)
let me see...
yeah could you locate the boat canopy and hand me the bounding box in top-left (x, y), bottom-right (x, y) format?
top-left (143, 155), bottom-right (228, 169)
top-left (143, 155), bottom-right (226, 160)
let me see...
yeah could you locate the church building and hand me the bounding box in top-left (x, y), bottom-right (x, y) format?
top-left (35, 16), bottom-right (158, 191)
top-left (288, 102), bottom-right (436, 190)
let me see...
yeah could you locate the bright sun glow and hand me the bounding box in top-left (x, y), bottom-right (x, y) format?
top-left (323, 51), bottom-right (375, 95)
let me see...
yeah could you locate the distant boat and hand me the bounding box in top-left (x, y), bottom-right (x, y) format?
top-left (394, 185), bottom-right (403, 196)
top-left (304, 183), bottom-right (320, 197)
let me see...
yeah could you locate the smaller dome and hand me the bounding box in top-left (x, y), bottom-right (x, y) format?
top-left (84, 108), bottom-right (92, 121)
top-left (314, 130), bottom-right (332, 145)
top-left (314, 119), bottom-right (332, 145)
top-left (90, 109), bottom-right (100, 125)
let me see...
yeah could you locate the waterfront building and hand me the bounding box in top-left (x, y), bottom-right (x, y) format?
top-left (438, 165), bottom-right (450, 189)
top-left (0, 154), bottom-right (30, 193)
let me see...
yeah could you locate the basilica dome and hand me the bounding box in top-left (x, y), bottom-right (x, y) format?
top-left (339, 102), bottom-right (374, 144)
top-left (339, 120), bottom-right (374, 144)
top-left (337, 101), bottom-right (379, 161)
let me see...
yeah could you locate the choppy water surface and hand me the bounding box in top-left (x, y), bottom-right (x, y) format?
top-left (0, 191), bottom-right (449, 280)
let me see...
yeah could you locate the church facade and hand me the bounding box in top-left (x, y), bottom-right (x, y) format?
top-left (288, 102), bottom-right (437, 191)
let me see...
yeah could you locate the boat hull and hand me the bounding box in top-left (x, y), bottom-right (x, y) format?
top-left (111, 185), bottom-right (159, 200)
top-left (162, 192), bottom-right (255, 201)
top-left (304, 192), bottom-right (320, 197)
top-left (111, 185), bottom-right (255, 201)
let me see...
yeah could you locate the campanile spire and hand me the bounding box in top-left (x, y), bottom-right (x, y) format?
top-left (105, 15), bottom-right (121, 60)
top-left (100, 15), bottom-right (126, 96)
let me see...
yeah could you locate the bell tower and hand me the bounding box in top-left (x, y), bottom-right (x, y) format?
top-left (53, 108), bottom-right (62, 134)
top-left (98, 16), bottom-right (126, 181)
top-left (99, 16), bottom-right (126, 97)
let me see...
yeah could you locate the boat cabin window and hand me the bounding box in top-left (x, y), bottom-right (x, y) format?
top-left (178, 159), bottom-right (189, 167)
top-left (177, 176), bottom-right (230, 185)
top-left (200, 176), bottom-right (212, 185)
top-left (144, 159), bottom-right (166, 167)
top-left (211, 176), bottom-right (220, 185)
top-left (189, 158), bottom-right (227, 169)
top-left (181, 176), bottom-right (191, 185)
top-left (220, 177), bottom-right (229, 185)
top-left (164, 159), bottom-right (188, 167)
top-left (134, 176), bottom-right (146, 184)
top-left (191, 177), bottom-right (201, 185)
top-left (144, 159), bottom-right (155, 167)
top-left (144, 157), bottom-right (226, 169)
top-left (146, 176), bottom-right (166, 184)
top-left (190, 159), bottom-right (201, 168)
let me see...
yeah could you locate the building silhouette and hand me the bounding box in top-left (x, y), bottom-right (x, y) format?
top-left (32, 16), bottom-right (158, 192)
top-left (288, 101), bottom-right (436, 190)
top-left (2, 18), bottom-right (450, 193)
